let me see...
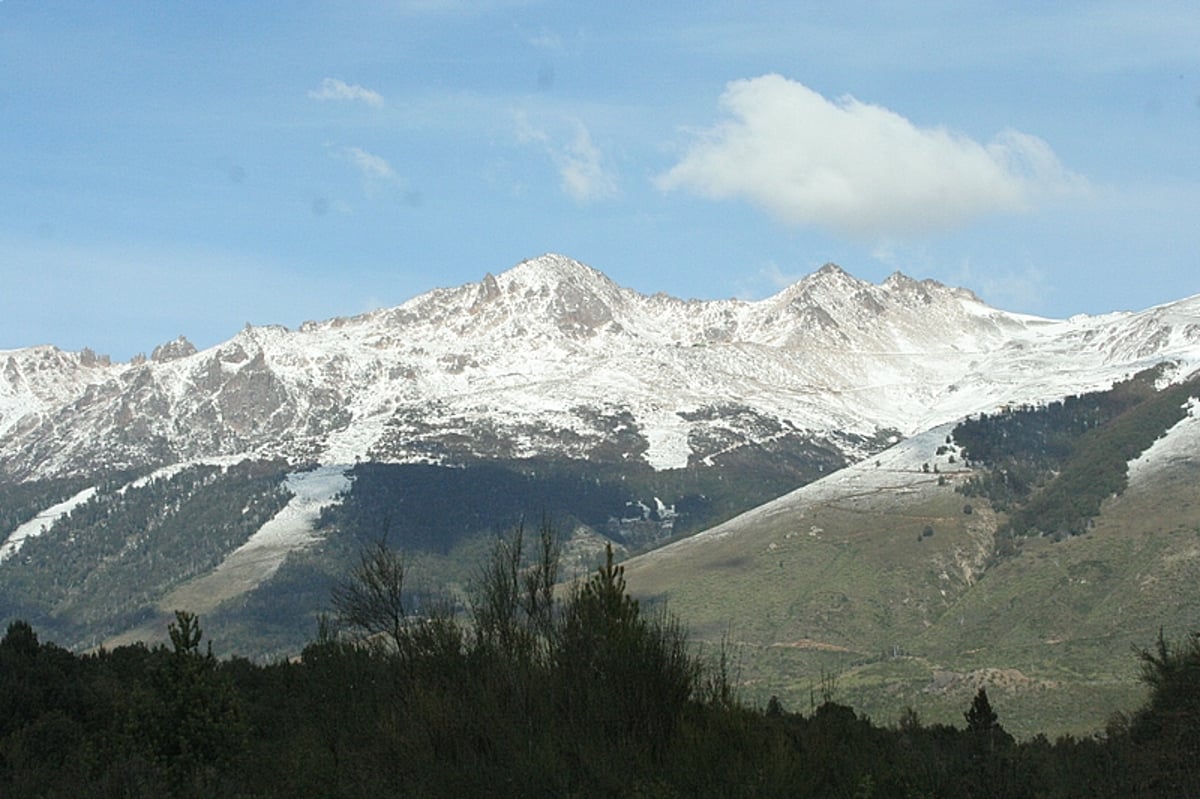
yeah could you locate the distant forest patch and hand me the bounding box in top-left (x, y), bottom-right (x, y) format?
top-left (953, 367), bottom-right (1200, 539)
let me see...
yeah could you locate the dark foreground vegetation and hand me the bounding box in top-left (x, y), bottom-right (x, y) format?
top-left (1, 525), bottom-right (1198, 798)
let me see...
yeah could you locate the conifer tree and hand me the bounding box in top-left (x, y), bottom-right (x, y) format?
top-left (964, 687), bottom-right (998, 734)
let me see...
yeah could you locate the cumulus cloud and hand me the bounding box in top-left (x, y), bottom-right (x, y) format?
top-left (308, 78), bottom-right (384, 108)
top-left (657, 74), bottom-right (1084, 239)
top-left (515, 113), bottom-right (618, 203)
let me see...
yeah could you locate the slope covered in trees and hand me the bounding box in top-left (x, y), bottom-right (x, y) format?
top-left (2, 530), bottom-right (1198, 797)
top-left (0, 460), bottom-right (292, 648)
top-left (319, 451), bottom-right (846, 556)
top-left (953, 368), bottom-right (1200, 538)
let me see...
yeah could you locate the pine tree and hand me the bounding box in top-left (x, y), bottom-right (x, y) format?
top-left (965, 687), bottom-right (998, 733)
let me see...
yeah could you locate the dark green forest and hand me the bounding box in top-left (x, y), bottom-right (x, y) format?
top-left (953, 369), bottom-right (1200, 539)
top-left (320, 448), bottom-right (848, 555)
top-left (0, 439), bottom-right (849, 658)
top-left (0, 460), bottom-right (293, 649)
top-left (1, 526), bottom-right (1197, 798)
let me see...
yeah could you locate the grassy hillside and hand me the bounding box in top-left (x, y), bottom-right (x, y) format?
top-left (622, 406), bottom-right (1200, 738)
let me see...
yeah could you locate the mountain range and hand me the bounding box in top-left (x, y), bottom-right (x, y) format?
top-left (6, 253), bottom-right (1197, 481)
top-left (2, 253), bottom-right (1198, 735)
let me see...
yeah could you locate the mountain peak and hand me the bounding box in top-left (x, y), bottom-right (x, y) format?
top-left (800, 262), bottom-right (865, 288)
top-left (151, 336), bottom-right (197, 363)
top-left (461, 254), bottom-right (626, 337)
top-left (499, 253), bottom-right (614, 292)
top-left (882, 270), bottom-right (920, 289)
top-left (881, 271), bottom-right (982, 304)
top-left (774, 261), bottom-right (870, 307)
top-left (4, 252), bottom-right (1198, 483)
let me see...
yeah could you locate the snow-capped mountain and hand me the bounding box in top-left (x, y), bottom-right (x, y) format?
top-left (4, 253), bottom-right (1200, 659)
top-left (2, 253), bottom-right (1199, 481)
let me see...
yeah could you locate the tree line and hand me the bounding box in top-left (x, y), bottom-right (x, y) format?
top-left (1, 523), bottom-right (1198, 797)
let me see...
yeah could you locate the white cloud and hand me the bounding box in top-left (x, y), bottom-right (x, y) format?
top-left (515, 113), bottom-right (618, 203)
top-left (308, 78), bottom-right (385, 108)
top-left (333, 147), bottom-right (406, 200)
top-left (558, 124), bottom-right (618, 203)
top-left (342, 146), bottom-right (398, 181)
top-left (514, 111), bottom-right (549, 146)
top-left (658, 74), bottom-right (1084, 239)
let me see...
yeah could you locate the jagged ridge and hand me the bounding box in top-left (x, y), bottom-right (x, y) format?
top-left (1, 254), bottom-right (1198, 480)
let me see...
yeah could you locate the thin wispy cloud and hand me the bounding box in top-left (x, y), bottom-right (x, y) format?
top-left (342, 146), bottom-right (398, 181)
top-left (558, 124), bottom-right (618, 203)
top-left (331, 146), bottom-right (407, 201)
top-left (515, 113), bottom-right (619, 203)
top-left (658, 74), bottom-right (1086, 240)
top-left (514, 111), bottom-right (549, 146)
top-left (308, 78), bottom-right (385, 108)
top-left (526, 29), bottom-right (564, 53)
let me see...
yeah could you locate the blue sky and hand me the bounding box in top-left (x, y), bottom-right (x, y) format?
top-left (2, 2), bottom-right (1198, 360)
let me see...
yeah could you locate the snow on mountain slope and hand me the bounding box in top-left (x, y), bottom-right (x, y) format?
top-left (0, 485), bottom-right (99, 562)
top-left (2, 254), bottom-right (1198, 481)
top-left (627, 377), bottom-right (1200, 585)
top-left (1127, 396), bottom-right (1200, 487)
top-left (632, 422), bottom-right (964, 561)
top-left (159, 465), bottom-right (351, 615)
top-left (0, 346), bottom-right (119, 440)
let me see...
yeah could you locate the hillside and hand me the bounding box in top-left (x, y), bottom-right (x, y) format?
top-left (622, 374), bottom-right (1200, 737)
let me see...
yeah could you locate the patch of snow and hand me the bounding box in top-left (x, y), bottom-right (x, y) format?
top-left (1127, 397), bottom-right (1200, 486)
top-left (640, 409), bottom-right (692, 470)
top-left (654, 497), bottom-right (677, 520)
top-left (126, 456), bottom-right (246, 490)
top-left (0, 486), bottom-right (98, 561)
top-left (158, 465), bottom-right (352, 614)
top-left (637, 424), bottom-right (960, 559)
